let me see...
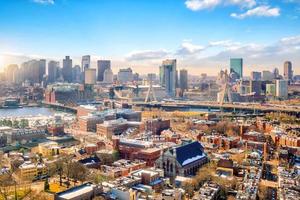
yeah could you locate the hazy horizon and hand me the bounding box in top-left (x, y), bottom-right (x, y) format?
top-left (0, 0), bottom-right (299, 76)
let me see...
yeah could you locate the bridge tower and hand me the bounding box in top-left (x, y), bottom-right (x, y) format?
top-left (219, 70), bottom-right (233, 105)
top-left (145, 75), bottom-right (157, 103)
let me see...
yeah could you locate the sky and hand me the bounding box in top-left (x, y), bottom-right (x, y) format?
top-left (0, 0), bottom-right (299, 75)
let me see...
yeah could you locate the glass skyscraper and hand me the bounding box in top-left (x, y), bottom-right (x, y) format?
top-left (230, 58), bottom-right (243, 79)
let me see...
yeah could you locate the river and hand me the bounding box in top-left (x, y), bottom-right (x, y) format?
top-left (0, 107), bottom-right (59, 118)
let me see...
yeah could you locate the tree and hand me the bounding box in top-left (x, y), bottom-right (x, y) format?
top-left (12, 120), bottom-right (19, 128)
top-left (69, 162), bottom-right (87, 184)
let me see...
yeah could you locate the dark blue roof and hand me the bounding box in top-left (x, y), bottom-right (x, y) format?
top-left (170, 141), bottom-right (206, 166)
top-left (79, 156), bottom-right (101, 165)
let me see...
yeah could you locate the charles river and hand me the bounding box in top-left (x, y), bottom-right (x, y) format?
top-left (0, 107), bottom-right (60, 118)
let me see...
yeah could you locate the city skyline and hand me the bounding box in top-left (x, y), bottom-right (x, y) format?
top-left (0, 0), bottom-right (300, 75)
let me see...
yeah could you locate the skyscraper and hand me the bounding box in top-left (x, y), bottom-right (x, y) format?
top-left (62, 56), bottom-right (73, 82)
top-left (84, 68), bottom-right (96, 85)
top-left (284, 61), bottom-right (293, 81)
top-left (82, 55), bottom-right (91, 72)
top-left (103, 68), bottom-right (114, 84)
top-left (159, 65), bottom-right (165, 86)
top-left (48, 61), bottom-right (59, 83)
top-left (5, 64), bottom-right (18, 83)
top-left (250, 71), bottom-right (261, 81)
top-left (276, 79), bottom-right (288, 99)
top-left (230, 58), bottom-right (243, 79)
top-left (161, 59), bottom-right (177, 97)
top-left (97, 60), bottom-right (111, 82)
top-left (72, 65), bottom-right (81, 83)
top-left (118, 68), bottom-right (133, 83)
top-left (39, 59), bottom-right (46, 83)
top-left (179, 69), bottom-right (188, 91)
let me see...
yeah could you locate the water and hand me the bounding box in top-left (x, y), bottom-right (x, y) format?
top-left (0, 107), bottom-right (57, 118)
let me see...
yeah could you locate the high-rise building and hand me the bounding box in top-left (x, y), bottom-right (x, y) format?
top-left (284, 61), bottom-right (293, 82)
top-left (72, 65), bottom-right (81, 83)
top-left (179, 69), bottom-right (188, 91)
top-left (97, 60), bottom-right (111, 82)
top-left (262, 70), bottom-right (275, 81)
top-left (266, 83), bottom-right (276, 96)
top-left (250, 80), bottom-right (262, 96)
top-left (21, 60), bottom-right (40, 84)
top-left (103, 68), bottom-right (114, 84)
top-left (250, 71), bottom-right (261, 81)
top-left (161, 59), bottom-right (177, 97)
top-left (118, 68), bottom-right (133, 83)
top-left (47, 61), bottom-right (59, 83)
top-left (84, 68), bottom-right (96, 85)
top-left (39, 59), bottom-right (46, 83)
top-left (82, 55), bottom-right (91, 72)
top-left (230, 58), bottom-right (243, 79)
top-left (5, 64), bottom-right (19, 83)
top-left (276, 79), bottom-right (288, 99)
top-left (62, 56), bottom-right (73, 83)
top-left (159, 65), bottom-right (165, 86)
top-left (273, 68), bottom-right (280, 79)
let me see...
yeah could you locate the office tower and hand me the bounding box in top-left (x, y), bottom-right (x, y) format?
top-left (284, 61), bottom-right (293, 81)
top-left (39, 59), bottom-right (46, 83)
top-left (276, 79), bottom-right (288, 99)
top-left (273, 68), bottom-right (279, 79)
top-left (103, 68), bottom-right (113, 84)
top-left (250, 71), bottom-right (261, 81)
top-left (250, 80), bottom-right (262, 96)
top-left (266, 83), bottom-right (276, 96)
top-left (118, 68), bottom-right (133, 83)
top-left (81, 55), bottom-right (91, 72)
top-left (179, 69), bottom-right (188, 91)
top-left (5, 64), bottom-right (18, 83)
top-left (161, 59), bottom-right (177, 97)
top-left (47, 61), bottom-right (59, 83)
top-left (97, 60), bottom-right (111, 82)
top-left (72, 65), bottom-right (81, 83)
top-left (262, 70), bottom-right (275, 81)
top-left (62, 56), bottom-right (73, 82)
top-left (230, 58), bottom-right (243, 79)
top-left (159, 65), bottom-right (165, 86)
top-left (84, 68), bottom-right (96, 85)
top-left (21, 60), bottom-right (40, 84)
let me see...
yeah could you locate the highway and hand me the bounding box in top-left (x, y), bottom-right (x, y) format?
top-left (131, 101), bottom-right (300, 114)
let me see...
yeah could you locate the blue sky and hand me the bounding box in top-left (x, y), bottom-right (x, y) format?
top-left (0, 0), bottom-right (299, 75)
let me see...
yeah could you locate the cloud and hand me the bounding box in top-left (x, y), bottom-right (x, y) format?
top-left (209, 40), bottom-right (242, 50)
top-left (126, 49), bottom-right (169, 61)
top-left (185, 0), bottom-right (221, 11)
top-left (230, 6), bottom-right (280, 19)
top-left (185, 0), bottom-right (257, 11)
top-left (32, 0), bottom-right (55, 5)
top-left (226, 0), bottom-right (256, 8)
top-left (176, 41), bottom-right (206, 55)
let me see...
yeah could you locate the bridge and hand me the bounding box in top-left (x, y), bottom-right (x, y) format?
top-left (131, 101), bottom-right (300, 115)
top-left (41, 101), bottom-right (78, 113)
